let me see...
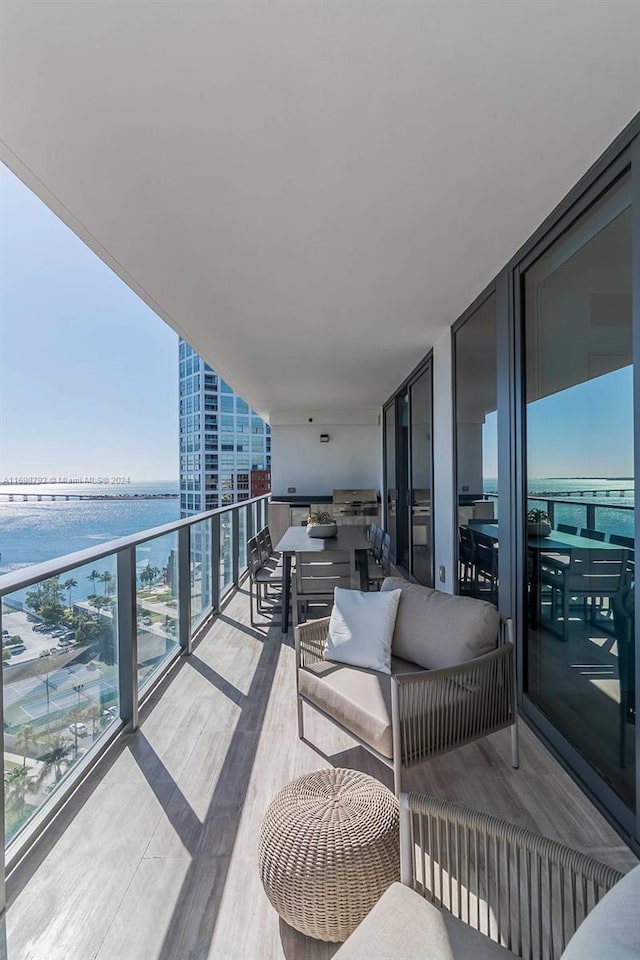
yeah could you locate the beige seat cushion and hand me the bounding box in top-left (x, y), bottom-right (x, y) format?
top-left (561, 864), bottom-right (640, 960)
top-left (381, 577), bottom-right (500, 671)
top-left (333, 882), bottom-right (514, 960)
top-left (299, 657), bottom-right (419, 759)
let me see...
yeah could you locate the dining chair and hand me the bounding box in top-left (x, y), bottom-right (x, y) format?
top-left (372, 526), bottom-right (384, 562)
top-left (541, 547), bottom-right (629, 641)
top-left (248, 537), bottom-right (283, 626)
top-left (367, 523), bottom-right (378, 550)
top-left (368, 532), bottom-right (391, 589)
top-left (458, 526), bottom-right (475, 593)
top-left (612, 586), bottom-right (635, 769)
top-left (609, 534), bottom-right (635, 586)
top-left (580, 527), bottom-right (605, 542)
top-left (609, 533), bottom-right (634, 549)
top-left (557, 523), bottom-right (578, 535)
top-left (292, 550), bottom-right (357, 626)
top-left (472, 531), bottom-right (498, 606)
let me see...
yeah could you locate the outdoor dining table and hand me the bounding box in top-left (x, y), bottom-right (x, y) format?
top-left (469, 522), bottom-right (624, 625)
top-left (274, 524), bottom-right (371, 633)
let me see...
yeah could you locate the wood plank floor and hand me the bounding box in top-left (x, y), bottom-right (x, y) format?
top-left (4, 585), bottom-right (637, 960)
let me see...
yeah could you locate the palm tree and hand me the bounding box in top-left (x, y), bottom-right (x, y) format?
top-left (99, 571), bottom-right (114, 596)
top-left (37, 736), bottom-right (72, 787)
top-left (81, 704), bottom-right (101, 739)
top-left (17, 723), bottom-right (35, 767)
top-left (87, 569), bottom-right (101, 598)
top-left (36, 656), bottom-right (53, 736)
top-left (89, 594), bottom-right (110, 620)
top-left (63, 577), bottom-right (78, 610)
top-left (5, 766), bottom-right (35, 815)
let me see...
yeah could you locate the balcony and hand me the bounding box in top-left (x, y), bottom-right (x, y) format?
top-left (0, 497), bottom-right (636, 959)
top-left (1, 4), bottom-right (639, 955)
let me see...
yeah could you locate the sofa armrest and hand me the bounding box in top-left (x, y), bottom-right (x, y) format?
top-left (399, 792), bottom-right (624, 959)
top-left (392, 643), bottom-right (516, 766)
top-left (295, 617), bottom-right (330, 669)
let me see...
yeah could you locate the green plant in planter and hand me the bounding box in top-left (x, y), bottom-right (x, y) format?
top-left (527, 508), bottom-right (550, 524)
top-left (307, 511), bottom-right (334, 526)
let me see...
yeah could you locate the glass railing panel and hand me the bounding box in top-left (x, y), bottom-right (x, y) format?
top-left (552, 501), bottom-right (587, 532)
top-left (594, 504), bottom-right (634, 541)
top-left (238, 506), bottom-right (248, 572)
top-left (136, 531), bottom-right (180, 691)
top-left (220, 511), bottom-right (234, 596)
top-left (190, 518), bottom-right (213, 630)
top-left (2, 558), bottom-right (119, 845)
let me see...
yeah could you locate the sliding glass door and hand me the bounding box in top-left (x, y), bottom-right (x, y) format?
top-left (522, 169), bottom-right (635, 818)
top-left (409, 365), bottom-right (433, 586)
top-left (453, 292), bottom-right (498, 602)
top-left (383, 357), bottom-right (434, 587)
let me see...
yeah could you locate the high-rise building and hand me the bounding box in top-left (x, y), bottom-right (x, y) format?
top-left (179, 338), bottom-right (271, 517)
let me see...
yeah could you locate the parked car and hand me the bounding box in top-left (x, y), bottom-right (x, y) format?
top-left (69, 722), bottom-right (88, 737)
top-left (10, 644), bottom-right (26, 654)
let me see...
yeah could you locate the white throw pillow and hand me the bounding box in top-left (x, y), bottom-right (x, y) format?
top-left (324, 587), bottom-right (402, 675)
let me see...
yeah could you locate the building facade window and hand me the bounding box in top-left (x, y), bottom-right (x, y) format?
top-left (179, 337), bottom-right (271, 519)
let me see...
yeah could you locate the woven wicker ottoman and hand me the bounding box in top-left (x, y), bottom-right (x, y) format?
top-left (258, 768), bottom-right (400, 942)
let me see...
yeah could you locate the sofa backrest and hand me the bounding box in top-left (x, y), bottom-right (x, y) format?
top-left (561, 863), bottom-right (639, 960)
top-left (381, 577), bottom-right (501, 671)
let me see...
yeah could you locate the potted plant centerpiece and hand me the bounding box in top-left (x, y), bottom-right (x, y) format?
top-left (306, 510), bottom-right (338, 538)
top-left (527, 508), bottom-right (552, 538)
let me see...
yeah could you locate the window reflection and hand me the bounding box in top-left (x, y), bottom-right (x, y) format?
top-left (523, 172), bottom-right (634, 811)
top-left (454, 294), bottom-right (498, 604)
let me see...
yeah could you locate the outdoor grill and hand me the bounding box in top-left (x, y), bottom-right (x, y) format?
top-left (332, 488), bottom-right (378, 518)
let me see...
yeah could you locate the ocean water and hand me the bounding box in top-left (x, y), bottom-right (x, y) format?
top-left (0, 481), bottom-right (180, 577)
top-left (483, 477), bottom-right (634, 539)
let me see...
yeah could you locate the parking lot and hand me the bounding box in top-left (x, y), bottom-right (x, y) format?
top-left (1, 606), bottom-right (74, 663)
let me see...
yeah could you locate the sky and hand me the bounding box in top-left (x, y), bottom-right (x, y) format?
top-left (0, 165), bottom-right (179, 483)
top-left (480, 365), bottom-right (634, 481)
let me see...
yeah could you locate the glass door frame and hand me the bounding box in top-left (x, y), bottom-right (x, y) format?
top-left (383, 352), bottom-right (435, 586)
top-left (510, 145), bottom-right (639, 844)
top-left (452, 282), bottom-right (498, 598)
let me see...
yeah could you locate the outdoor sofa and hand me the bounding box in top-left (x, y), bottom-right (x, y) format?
top-left (333, 791), bottom-right (638, 960)
top-left (295, 576), bottom-right (518, 794)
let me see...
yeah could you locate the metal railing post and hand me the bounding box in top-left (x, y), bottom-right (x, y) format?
top-left (546, 498), bottom-right (555, 527)
top-left (117, 546), bottom-right (139, 732)
top-left (247, 501), bottom-right (254, 541)
top-left (232, 507), bottom-right (240, 586)
top-left (211, 513), bottom-right (221, 611)
top-left (178, 525), bottom-right (192, 655)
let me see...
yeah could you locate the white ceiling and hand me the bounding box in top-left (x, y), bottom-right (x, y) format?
top-left (1, 0), bottom-right (638, 420)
